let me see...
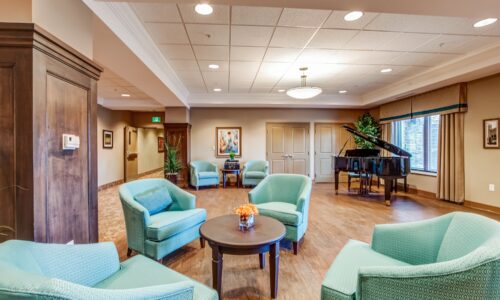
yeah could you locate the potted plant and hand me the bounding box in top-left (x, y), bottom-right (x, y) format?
top-left (164, 136), bottom-right (182, 184)
top-left (229, 151), bottom-right (236, 161)
top-left (353, 113), bottom-right (380, 149)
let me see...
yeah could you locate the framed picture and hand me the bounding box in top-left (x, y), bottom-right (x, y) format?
top-left (103, 130), bottom-right (113, 149)
top-left (158, 136), bottom-right (165, 153)
top-left (216, 127), bottom-right (242, 158)
top-left (484, 118), bottom-right (499, 149)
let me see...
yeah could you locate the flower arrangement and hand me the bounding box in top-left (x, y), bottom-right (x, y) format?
top-left (235, 204), bottom-right (259, 229)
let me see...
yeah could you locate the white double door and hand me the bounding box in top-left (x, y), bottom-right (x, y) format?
top-left (266, 123), bottom-right (309, 176)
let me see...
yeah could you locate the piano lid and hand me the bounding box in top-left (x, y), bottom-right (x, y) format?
top-left (343, 125), bottom-right (412, 157)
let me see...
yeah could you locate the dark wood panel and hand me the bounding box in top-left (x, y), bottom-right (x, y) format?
top-left (164, 123), bottom-right (191, 188)
top-left (0, 65), bottom-right (15, 242)
top-left (46, 74), bottom-right (89, 244)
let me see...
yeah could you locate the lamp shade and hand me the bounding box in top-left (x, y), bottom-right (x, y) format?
top-left (286, 86), bottom-right (322, 99)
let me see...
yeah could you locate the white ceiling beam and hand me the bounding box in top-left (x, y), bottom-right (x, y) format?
top-left (98, 97), bottom-right (167, 111)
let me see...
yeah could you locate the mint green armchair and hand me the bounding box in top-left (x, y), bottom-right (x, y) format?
top-left (0, 240), bottom-right (217, 299)
top-left (190, 160), bottom-right (219, 190)
top-left (248, 174), bottom-right (312, 255)
top-left (242, 160), bottom-right (269, 187)
top-left (119, 178), bottom-right (206, 261)
top-left (321, 212), bottom-right (500, 300)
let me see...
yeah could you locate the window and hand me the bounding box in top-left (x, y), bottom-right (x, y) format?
top-left (392, 115), bottom-right (440, 173)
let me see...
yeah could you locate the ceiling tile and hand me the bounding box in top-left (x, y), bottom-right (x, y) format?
top-left (308, 29), bottom-right (358, 49)
top-left (168, 60), bottom-right (199, 72)
top-left (390, 52), bottom-right (460, 66)
top-left (296, 49), bottom-right (338, 64)
top-left (186, 24), bottom-right (229, 45)
top-left (414, 34), bottom-right (499, 54)
top-left (193, 45), bottom-right (229, 60)
top-left (131, 3), bottom-right (181, 23)
top-left (344, 31), bottom-right (399, 50)
top-left (230, 46), bottom-right (266, 61)
top-left (178, 4), bottom-right (229, 24)
top-left (230, 62), bottom-right (259, 82)
top-left (198, 60), bottom-right (229, 72)
top-left (323, 11), bottom-right (379, 30)
top-left (250, 87), bottom-right (272, 93)
top-left (269, 27), bottom-right (316, 48)
top-left (278, 8), bottom-right (331, 28)
top-left (159, 45), bottom-right (195, 59)
top-left (379, 32), bottom-right (438, 51)
top-left (231, 26), bottom-right (274, 46)
top-left (263, 47), bottom-right (301, 62)
top-left (229, 87), bottom-right (251, 93)
top-left (254, 62), bottom-right (290, 85)
top-left (232, 6), bottom-right (282, 26)
top-left (144, 23), bottom-right (188, 44)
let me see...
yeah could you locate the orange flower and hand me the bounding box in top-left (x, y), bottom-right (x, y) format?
top-left (235, 204), bottom-right (259, 219)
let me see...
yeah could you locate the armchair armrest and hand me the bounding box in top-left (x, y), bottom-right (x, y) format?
top-left (371, 214), bottom-right (454, 265)
top-left (248, 181), bottom-right (269, 205)
top-left (209, 162), bottom-right (218, 172)
top-left (168, 183), bottom-right (196, 211)
top-left (295, 180), bottom-right (312, 213)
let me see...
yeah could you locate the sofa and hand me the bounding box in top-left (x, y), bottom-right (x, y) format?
top-left (248, 174), bottom-right (312, 255)
top-left (119, 178), bottom-right (206, 261)
top-left (242, 160), bottom-right (269, 187)
top-left (321, 212), bottom-right (500, 300)
top-left (0, 240), bottom-right (217, 300)
top-left (190, 160), bottom-right (219, 190)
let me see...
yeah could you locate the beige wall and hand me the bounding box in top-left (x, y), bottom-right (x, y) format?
top-left (0, 0), bottom-right (32, 22)
top-left (464, 74), bottom-right (500, 207)
top-left (190, 108), bottom-right (366, 176)
top-left (132, 111), bottom-right (164, 128)
top-left (97, 106), bottom-right (131, 186)
top-left (165, 107), bottom-right (190, 123)
top-left (138, 128), bottom-right (164, 174)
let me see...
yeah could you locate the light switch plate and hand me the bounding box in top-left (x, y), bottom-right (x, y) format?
top-left (489, 184), bottom-right (495, 192)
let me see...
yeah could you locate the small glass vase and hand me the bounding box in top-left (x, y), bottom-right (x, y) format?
top-left (239, 214), bottom-right (255, 230)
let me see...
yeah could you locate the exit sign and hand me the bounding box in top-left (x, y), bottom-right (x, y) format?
top-left (152, 116), bottom-right (161, 123)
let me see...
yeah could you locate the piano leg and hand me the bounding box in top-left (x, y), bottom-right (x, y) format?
top-left (334, 172), bottom-right (339, 195)
top-left (383, 178), bottom-right (392, 206)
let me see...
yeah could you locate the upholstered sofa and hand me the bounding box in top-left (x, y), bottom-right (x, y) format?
top-left (321, 212), bottom-right (500, 300)
top-left (190, 160), bottom-right (219, 190)
top-left (119, 178), bottom-right (206, 261)
top-left (0, 240), bottom-right (217, 299)
top-left (242, 160), bottom-right (269, 187)
top-left (248, 174), bottom-right (312, 255)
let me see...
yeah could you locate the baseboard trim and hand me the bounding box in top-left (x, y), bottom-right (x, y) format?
top-left (98, 179), bottom-right (124, 191)
top-left (464, 200), bottom-right (500, 214)
top-left (137, 167), bottom-right (163, 178)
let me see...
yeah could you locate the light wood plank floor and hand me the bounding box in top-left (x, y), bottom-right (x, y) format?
top-left (98, 172), bottom-right (499, 300)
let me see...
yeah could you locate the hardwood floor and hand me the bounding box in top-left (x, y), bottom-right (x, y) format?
top-left (98, 172), bottom-right (499, 299)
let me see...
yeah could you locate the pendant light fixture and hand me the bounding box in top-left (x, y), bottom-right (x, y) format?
top-left (286, 67), bottom-right (322, 99)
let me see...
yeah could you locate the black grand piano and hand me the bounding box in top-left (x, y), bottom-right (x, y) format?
top-left (333, 125), bottom-right (411, 206)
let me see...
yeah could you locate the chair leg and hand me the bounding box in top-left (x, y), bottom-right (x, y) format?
top-left (348, 176), bottom-right (351, 191)
top-left (292, 241), bottom-right (299, 255)
top-left (127, 248), bottom-right (132, 257)
top-left (200, 237), bottom-right (205, 248)
top-left (157, 257), bottom-right (164, 264)
top-left (196, 186), bottom-right (199, 191)
top-left (404, 177), bottom-right (408, 192)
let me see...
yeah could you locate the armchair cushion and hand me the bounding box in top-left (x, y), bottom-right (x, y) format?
top-left (198, 171), bottom-right (219, 179)
top-left (147, 208), bottom-right (207, 242)
top-left (95, 254), bottom-right (218, 300)
top-left (321, 240), bottom-right (409, 300)
top-left (255, 202), bottom-right (303, 226)
top-left (133, 187), bottom-right (172, 215)
top-left (245, 171), bottom-right (266, 179)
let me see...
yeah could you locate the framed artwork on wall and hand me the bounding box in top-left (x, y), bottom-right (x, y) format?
top-left (216, 127), bottom-right (242, 158)
top-left (483, 118), bottom-right (499, 149)
top-left (103, 130), bottom-right (113, 149)
top-left (158, 136), bottom-right (165, 153)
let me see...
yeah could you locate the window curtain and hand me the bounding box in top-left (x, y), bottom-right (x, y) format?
top-left (437, 113), bottom-right (465, 203)
top-left (380, 123), bottom-right (392, 157)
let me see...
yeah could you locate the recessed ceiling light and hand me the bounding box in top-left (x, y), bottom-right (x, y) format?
top-left (473, 18), bottom-right (498, 28)
top-left (344, 11), bottom-right (364, 22)
top-left (380, 68), bottom-right (393, 73)
top-left (194, 3), bottom-right (213, 15)
top-left (208, 64), bottom-right (219, 69)
top-left (121, 93), bottom-right (130, 97)
top-left (338, 90), bottom-right (347, 94)
top-left (278, 89), bottom-right (285, 93)
top-left (213, 88), bottom-right (222, 92)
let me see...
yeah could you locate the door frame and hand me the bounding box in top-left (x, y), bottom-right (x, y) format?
top-left (124, 125), bottom-right (139, 182)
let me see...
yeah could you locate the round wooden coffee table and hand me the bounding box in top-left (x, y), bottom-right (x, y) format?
top-left (199, 215), bottom-right (286, 299)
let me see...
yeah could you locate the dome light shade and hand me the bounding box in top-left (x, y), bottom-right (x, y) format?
top-left (286, 86), bottom-right (322, 99)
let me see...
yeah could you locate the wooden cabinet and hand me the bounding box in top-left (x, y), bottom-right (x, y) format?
top-left (164, 123), bottom-right (191, 188)
top-left (0, 24), bottom-right (102, 243)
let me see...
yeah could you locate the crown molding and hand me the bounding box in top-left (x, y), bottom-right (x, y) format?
top-left (98, 97), bottom-right (165, 111)
top-left (83, 0), bottom-right (189, 107)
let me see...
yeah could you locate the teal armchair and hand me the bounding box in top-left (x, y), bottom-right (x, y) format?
top-left (0, 240), bottom-right (217, 299)
top-left (248, 174), bottom-right (312, 255)
top-left (321, 212), bottom-right (500, 300)
top-left (119, 178), bottom-right (206, 261)
top-left (242, 160), bottom-right (269, 187)
top-left (190, 160), bottom-right (219, 190)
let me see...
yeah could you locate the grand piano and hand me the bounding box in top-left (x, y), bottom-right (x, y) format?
top-left (333, 125), bottom-right (411, 206)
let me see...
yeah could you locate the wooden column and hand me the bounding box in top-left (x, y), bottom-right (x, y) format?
top-left (163, 123), bottom-right (191, 188)
top-left (0, 23), bottom-right (102, 244)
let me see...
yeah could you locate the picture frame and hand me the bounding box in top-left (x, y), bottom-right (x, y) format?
top-left (103, 130), bottom-right (113, 149)
top-left (216, 127), bottom-right (242, 158)
top-left (483, 118), bottom-right (499, 149)
top-left (158, 136), bottom-right (165, 153)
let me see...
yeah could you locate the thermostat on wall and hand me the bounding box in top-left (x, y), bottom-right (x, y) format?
top-left (62, 134), bottom-right (80, 150)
